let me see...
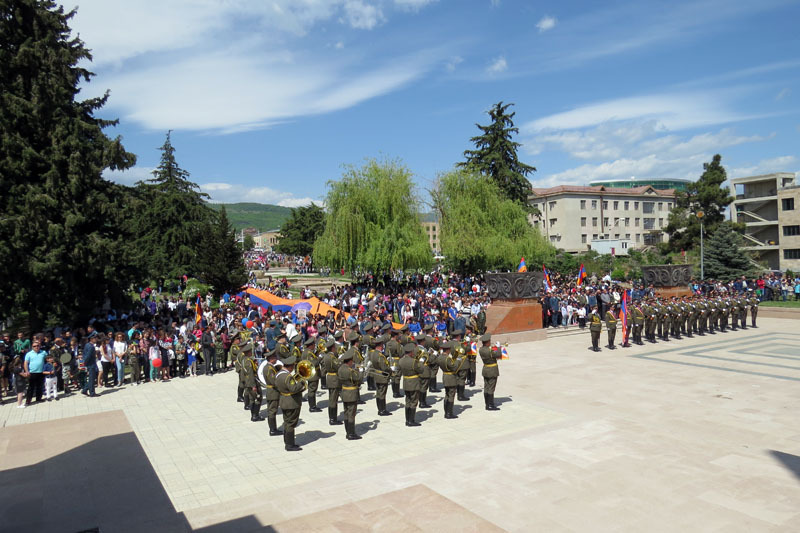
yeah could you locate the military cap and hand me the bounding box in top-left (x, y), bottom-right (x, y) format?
top-left (423, 324), bottom-right (433, 331)
top-left (380, 323), bottom-right (391, 332)
top-left (325, 338), bottom-right (336, 349)
top-left (282, 354), bottom-right (298, 366)
top-left (265, 348), bottom-right (278, 359)
top-left (361, 320), bottom-right (372, 331)
top-left (240, 340), bottom-right (254, 352)
top-left (398, 324), bottom-right (408, 332)
top-left (277, 344), bottom-right (290, 358)
top-left (480, 333), bottom-right (491, 342)
top-left (452, 329), bottom-right (465, 336)
top-left (346, 331), bottom-right (360, 342)
top-left (414, 333), bottom-right (426, 342)
top-left (276, 331), bottom-right (286, 340)
top-left (288, 335), bottom-right (301, 345)
top-left (372, 334), bottom-right (389, 346)
top-left (340, 348), bottom-right (356, 362)
top-left (303, 337), bottom-right (315, 346)
top-left (317, 326), bottom-right (328, 335)
top-left (403, 343), bottom-right (416, 353)
top-left (333, 330), bottom-right (344, 339)
top-left (440, 340), bottom-right (454, 350)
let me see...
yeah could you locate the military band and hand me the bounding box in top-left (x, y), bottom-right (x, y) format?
top-left (589, 291), bottom-right (760, 351)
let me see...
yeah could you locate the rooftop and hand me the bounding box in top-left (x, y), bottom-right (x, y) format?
top-left (530, 184), bottom-right (676, 198)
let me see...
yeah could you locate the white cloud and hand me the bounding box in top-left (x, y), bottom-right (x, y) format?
top-left (487, 55), bottom-right (507, 74)
top-left (342, 0), bottom-right (385, 30)
top-left (775, 88), bottom-right (791, 101)
top-left (200, 182), bottom-right (318, 207)
top-left (445, 56), bottom-right (464, 72)
top-left (335, 41), bottom-right (345, 49)
top-left (536, 15), bottom-right (557, 32)
top-left (730, 156), bottom-right (799, 179)
top-left (394, 0), bottom-right (438, 12)
top-left (104, 166), bottom-right (155, 186)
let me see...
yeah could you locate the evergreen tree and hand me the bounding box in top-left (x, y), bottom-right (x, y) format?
top-left (703, 223), bottom-right (753, 280)
top-left (135, 132), bottom-right (212, 279)
top-left (458, 102), bottom-right (535, 205)
top-left (313, 158), bottom-right (431, 273)
top-left (0, 0), bottom-right (137, 328)
top-left (276, 203), bottom-right (325, 256)
top-left (196, 206), bottom-right (247, 297)
top-left (432, 169), bottom-right (554, 273)
top-left (665, 154), bottom-right (734, 252)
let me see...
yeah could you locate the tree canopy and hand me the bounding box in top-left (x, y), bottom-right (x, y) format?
top-left (432, 169), bottom-right (554, 273)
top-left (665, 154), bottom-right (734, 252)
top-left (276, 203), bottom-right (325, 256)
top-left (313, 159), bottom-right (432, 273)
top-left (134, 132), bottom-right (213, 280)
top-left (458, 102), bottom-right (535, 206)
top-left (196, 206), bottom-right (247, 297)
top-left (0, 0), bottom-right (137, 328)
top-left (703, 223), bottom-right (753, 280)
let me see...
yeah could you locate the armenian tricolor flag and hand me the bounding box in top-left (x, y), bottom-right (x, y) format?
top-left (195, 295), bottom-right (203, 326)
top-left (543, 265), bottom-right (552, 291)
top-left (577, 264), bottom-right (587, 286)
top-left (620, 290), bottom-right (629, 345)
top-left (500, 345), bottom-right (509, 360)
top-left (517, 257), bottom-right (527, 273)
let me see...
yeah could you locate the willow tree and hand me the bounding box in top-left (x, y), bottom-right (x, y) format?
top-left (313, 158), bottom-right (432, 273)
top-left (433, 169), bottom-right (554, 273)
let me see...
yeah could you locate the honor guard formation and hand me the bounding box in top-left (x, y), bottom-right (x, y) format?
top-left (587, 291), bottom-right (760, 352)
top-left (230, 321), bottom-right (503, 452)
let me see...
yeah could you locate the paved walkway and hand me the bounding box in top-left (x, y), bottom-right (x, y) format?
top-left (2, 319), bottom-right (799, 532)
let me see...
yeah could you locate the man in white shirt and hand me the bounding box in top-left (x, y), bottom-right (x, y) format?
top-left (284, 318), bottom-right (298, 340)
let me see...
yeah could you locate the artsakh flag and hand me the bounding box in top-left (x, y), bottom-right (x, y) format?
top-left (577, 264), bottom-right (587, 286)
top-left (620, 290), bottom-right (629, 345)
top-left (517, 257), bottom-right (527, 272)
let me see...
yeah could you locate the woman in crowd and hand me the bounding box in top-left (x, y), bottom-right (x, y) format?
top-left (113, 332), bottom-right (127, 386)
top-left (13, 355), bottom-right (28, 408)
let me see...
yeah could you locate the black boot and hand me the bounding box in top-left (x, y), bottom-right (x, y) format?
top-left (444, 401), bottom-right (458, 419)
top-left (250, 403), bottom-right (263, 422)
top-left (329, 406), bottom-right (343, 425)
top-left (357, 391), bottom-right (366, 405)
top-left (392, 382), bottom-right (403, 398)
top-left (457, 385), bottom-right (468, 401)
top-left (346, 420), bottom-right (362, 440)
top-left (419, 392), bottom-right (430, 408)
top-left (284, 431), bottom-right (302, 452)
top-left (243, 400), bottom-right (251, 411)
top-left (308, 395), bottom-right (322, 413)
top-left (406, 407), bottom-right (420, 427)
top-left (237, 386), bottom-right (244, 402)
top-left (380, 398), bottom-right (392, 416)
top-left (486, 393), bottom-right (500, 411)
top-left (268, 417), bottom-right (283, 436)
top-left (367, 376), bottom-right (376, 391)
top-left (430, 380), bottom-right (439, 393)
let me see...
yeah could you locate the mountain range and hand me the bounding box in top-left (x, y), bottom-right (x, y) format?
top-left (209, 202), bottom-right (292, 232)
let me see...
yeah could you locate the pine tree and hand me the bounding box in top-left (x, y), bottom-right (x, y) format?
top-left (196, 206), bottom-right (247, 297)
top-left (276, 203), bottom-right (325, 256)
top-left (135, 132), bottom-right (212, 280)
top-left (458, 102), bottom-right (535, 205)
top-left (0, 0), bottom-right (137, 328)
top-left (704, 223), bottom-right (752, 280)
top-left (666, 154), bottom-right (734, 252)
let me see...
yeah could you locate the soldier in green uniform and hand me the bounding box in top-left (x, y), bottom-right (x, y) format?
top-left (748, 290), bottom-right (759, 327)
top-left (337, 348), bottom-right (362, 440)
top-left (320, 338), bottom-right (343, 425)
top-left (398, 343), bottom-right (422, 427)
top-left (360, 321), bottom-right (376, 392)
top-left (734, 295), bottom-right (746, 330)
top-left (450, 329), bottom-right (469, 401)
top-left (656, 300), bottom-right (668, 341)
top-left (346, 331), bottom-right (366, 405)
top-left (301, 337), bottom-right (322, 413)
top-left (589, 306), bottom-right (602, 352)
top-left (387, 328), bottom-right (404, 398)
top-left (670, 298), bottom-right (682, 339)
top-left (605, 303), bottom-right (617, 349)
top-left (368, 335), bottom-right (393, 416)
top-left (261, 349), bottom-right (283, 436)
top-left (423, 325), bottom-right (440, 393)
top-left (644, 299), bottom-right (656, 343)
top-left (231, 333), bottom-right (244, 403)
top-left (719, 297), bottom-right (729, 331)
top-left (275, 355), bottom-right (305, 451)
top-left (631, 302), bottom-right (645, 345)
top-left (436, 341), bottom-right (461, 419)
top-left (465, 325), bottom-right (478, 387)
top-left (414, 334), bottom-right (432, 408)
top-left (478, 334), bottom-right (500, 411)
top-left (241, 340), bottom-right (263, 422)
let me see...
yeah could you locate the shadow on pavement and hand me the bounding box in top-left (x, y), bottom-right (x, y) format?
top-left (770, 450), bottom-right (800, 483)
top-left (296, 430), bottom-right (336, 446)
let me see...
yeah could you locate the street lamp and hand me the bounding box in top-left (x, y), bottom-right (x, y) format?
top-left (696, 211), bottom-right (705, 280)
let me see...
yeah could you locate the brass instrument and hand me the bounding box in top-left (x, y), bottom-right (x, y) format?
top-left (292, 359), bottom-right (317, 382)
top-left (291, 346), bottom-right (302, 360)
top-left (316, 338), bottom-right (327, 354)
top-left (356, 359), bottom-right (390, 379)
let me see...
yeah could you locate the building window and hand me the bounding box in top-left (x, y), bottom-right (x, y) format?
top-left (603, 234), bottom-right (609, 240)
top-left (782, 198), bottom-right (795, 211)
top-left (643, 202), bottom-right (655, 214)
top-left (549, 218), bottom-right (557, 228)
top-left (622, 241), bottom-right (628, 249)
top-left (592, 234), bottom-right (598, 240)
top-left (667, 202), bottom-right (673, 209)
top-left (613, 201), bottom-right (619, 210)
top-left (580, 200), bottom-right (586, 209)
top-left (580, 217), bottom-right (587, 227)
top-left (603, 217), bottom-right (609, 227)
top-left (592, 217), bottom-right (598, 227)
top-left (549, 201), bottom-right (557, 210)
top-left (658, 218), bottom-right (663, 227)
top-left (658, 202), bottom-right (663, 211)
top-left (603, 201), bottom-right (609, 210)
top-left (644, 218), bottom-right (655, 230)
top-left (635, 234), bottom-right (640, 242)
top-left (635, 218), bottom-right (640, 227)
top-left (624, 201), bottom-right (630, 210)
top-left (614, 234), bottom-right (620, 239)
top-left (624, 217), bottom-right (630, 227)
top-left (581, 234), bottom-right (587, 244)
top-left (784, 249), bottom-right (800, 259)
top-left (625, 234), bottom-right (630, 240)
top-left (634, 201), bottom-right (639, 210)
top-left (784, 225), bottom-right (800, 236)
top-left (592, 200), bottom-right (598, 209)
top-left (613, 217), bottom-right (619, 226)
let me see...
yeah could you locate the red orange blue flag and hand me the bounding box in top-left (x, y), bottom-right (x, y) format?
top-left (517, 257), bottom-right (527, 272)
top-left (577, 264), bottom-right (587, 286)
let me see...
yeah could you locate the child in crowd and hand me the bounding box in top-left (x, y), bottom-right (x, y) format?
top-left (187, 339), bottom-right (198, 377)
top-left (43, 354), bottom-right (58, 401)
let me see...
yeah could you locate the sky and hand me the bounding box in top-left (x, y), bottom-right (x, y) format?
top-left (68, 0), bottom-right (800, 207)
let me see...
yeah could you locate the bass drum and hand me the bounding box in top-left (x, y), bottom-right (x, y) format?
top-left (257, 359), bottom-right (269, 387)
top-left (60, 351), bottom-right (72, 364)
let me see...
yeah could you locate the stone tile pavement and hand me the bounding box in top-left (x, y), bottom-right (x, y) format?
top-left (2, 318), bottom-right (799, 531)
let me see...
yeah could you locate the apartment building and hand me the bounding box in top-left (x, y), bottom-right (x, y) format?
top-left (529, 185), bottom-right (677, 254)
top-left (730, 172), bottom-right (800, 271)
top-left (420, 219), bottom-right (440, 254)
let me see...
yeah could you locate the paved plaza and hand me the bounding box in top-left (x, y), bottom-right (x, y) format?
top-left (1, 318), bottom-right (799, 532)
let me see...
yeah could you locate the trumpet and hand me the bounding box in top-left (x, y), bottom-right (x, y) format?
top-left (292, 359), bottom-right (317, 382)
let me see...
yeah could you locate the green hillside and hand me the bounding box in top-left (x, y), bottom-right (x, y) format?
top-left (209, 202), bottom-right (292, 231)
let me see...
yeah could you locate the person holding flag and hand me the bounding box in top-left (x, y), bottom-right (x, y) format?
top-left (577, 264), bottom-right (587, 287)
top-left (542, 265), bottom-right (552, 292)
top-left (632, 296), bottom-right (645, 345)
top-left (619, 292), bottom-right (630, 348)
top-left (517, 257), bottom-right (527, 273)
top-left (605, 303), bottom-right (618, 350)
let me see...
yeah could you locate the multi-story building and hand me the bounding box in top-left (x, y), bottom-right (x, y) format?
top-left (529, 185), bottom-right (677, 254)
top-left (730, 172), bottom-right (800, 271)
top-left (252, 229), bottom-right (281, 251)
top-left (589, 176), bottom-right (691, 192)
top-left (420, 216), bottom-right (440, 254)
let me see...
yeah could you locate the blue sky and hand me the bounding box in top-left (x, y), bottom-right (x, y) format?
top-left (69, 0), bottom-right (800, 207)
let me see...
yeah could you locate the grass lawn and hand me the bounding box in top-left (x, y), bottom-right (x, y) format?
top-left (759, 300), bottom-right (800, 308)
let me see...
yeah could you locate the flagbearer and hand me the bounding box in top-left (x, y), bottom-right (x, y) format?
top-left (589, 306), bottom-right (602, 352)
top-left (605, 303), bottom-right (617, 350)
top-left (632, 301), bottom-right (645, 345)
top-left (479, 334), bottom-right (500, 411)
top-left (620, 293), bottom-right (632, 348)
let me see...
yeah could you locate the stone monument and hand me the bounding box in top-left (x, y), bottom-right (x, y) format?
top-left (484, 272), bottom-right (545, 343)
top-left (641, 264), bottom-right (693, 297)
